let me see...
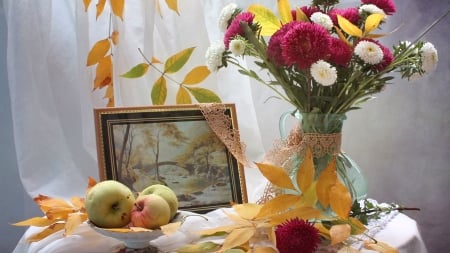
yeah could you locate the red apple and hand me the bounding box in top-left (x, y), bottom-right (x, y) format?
top-left (129, 194), bottom-right (171, 229)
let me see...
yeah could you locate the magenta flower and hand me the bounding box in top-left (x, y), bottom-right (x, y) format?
top-left (329, 8), bottom-right (360, 26)
top-left (328, 37), bottom-right (353, 67)
top-left (268, 22), bottom-right (298, 66)
top-left (362, 0), bottom-right (396, 15)
top-left (280, 22), bottom-right (332, 69)
top-left (224, 12), bottom-right (254, 49)
top-left (275, 218), bottom-right (321, 253)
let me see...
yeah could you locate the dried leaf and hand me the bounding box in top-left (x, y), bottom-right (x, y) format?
top-left (83, 0), bottom-right (91, 11)
top-left (160, 221), bottom-right (182, 236)
top-left (329, 181), bottom-right (352, 219)
top-left (70, 197), bottom-right (85, 211)
top-left (37, 198), bottom-right (74, 213)
top-left (314, 223), bottom-right (330, 240)
top-left (334, 26), bottom-right (352, 46)
top-left (164, 47), bottom-right (195, 74)
top-left (248, 4), bottom-right (281, 36)
top-left (254, 246), bottom-right (278, 253)
top-left (199, 224), bottom-right (240, 236)
top-left (294, 7), bottom-right (309, 22)
top-left (349, 217), bottom-right (366, 235)
top-left (337, 246), bottom-right (361, 253)
top-left (186, 87), bottom-right (221, 103)
top-left (11, 217), bottom-right (56, 227)
top-left (87, 177), bottom-right (97, 193)
top-left (296, 148), bottom-right (314, 193)
top-left (316, 157), bottom-right (337, 208)
top-left (255, 163), bottom-right (296, 191)
top-left (224, 211), bottom-right (253, 227)
top-left (182, 66), bottom-right (210, 85)
top-left (96, 0), bottom-right (106, 20)
top-left (277, 0), bottom-right (292, 24)
top-left (233, 203), bottom-right (262, 220)
top-left (64, 213), bottom-right (88, 236)
top-left (94, 56), bottom-right (113, 89)
top-left (121, 63), bottom-right (150, 78)
top-left (269, 206), bottom-right (323, 225)
top-left (165, 0), bottom-right (180, 15)
top-left (298, 181), bottom-right (318, 207)
top-left (337, 15), bottom-right (362, 37)
top-left (27, 223), bottom-right (65, 242)
top-left (255, 194), bottom-right (302, 220)
top-left (45, 206), bottom-right (76, 220)
top-left (110, 0), bottom-right (125, 20)
top-left (177, 242), bottom-right (221, 253)
top-left (176, 86), bottom-right (192, 104)
top-left (86, 39), bottom-right (110, 66)
top-left (364, 240), bottom-right (399, 253)
top-left (365, 13), bottom-right (385, 34)
top-left (220, 227), bottom-right (255, 252)
top-left (111, 30), bottom-right (119, 45)
top-left (151, 76), bottom-right (167, 105)
top-left (329, 224), bottom-right (351, 245)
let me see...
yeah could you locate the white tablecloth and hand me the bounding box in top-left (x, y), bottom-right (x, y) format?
top-left (13, 210), bottom-right (427, 253)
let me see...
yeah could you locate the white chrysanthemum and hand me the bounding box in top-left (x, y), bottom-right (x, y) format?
top-left (310, 60), bottom-right (337, 86)
top-left (359, 4), bottom-right (387, 20)
top-left (310, 12), bottom-right (333, 31)
top-left (420, 42), bottom-right (438, 73)
top-left (205, 42), bottom-right (225, 72)
top-left (218, 3), bottom-right (238, 32)
top-left (229, 39), bottom-right (246, 56)
top-left (354, 41), bottom-right (384, 65)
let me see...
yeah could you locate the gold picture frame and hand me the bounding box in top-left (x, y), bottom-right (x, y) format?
top-left (94, 104), bottom-right (247, 213)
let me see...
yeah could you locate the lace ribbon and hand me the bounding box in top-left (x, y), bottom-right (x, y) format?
top-left (198, 103), bottom-right (250, 167)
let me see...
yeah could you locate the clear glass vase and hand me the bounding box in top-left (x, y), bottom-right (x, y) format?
top-left (279, 111), bottom-right (368, 202)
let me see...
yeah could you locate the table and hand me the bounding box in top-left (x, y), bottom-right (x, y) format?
top-left (13, 208), bottom-right (427, 253)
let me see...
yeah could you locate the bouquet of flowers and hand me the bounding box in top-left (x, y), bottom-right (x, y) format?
top-left (206, 0), bottom-right (439, 114)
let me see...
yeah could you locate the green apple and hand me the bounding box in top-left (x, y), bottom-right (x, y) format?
top-left (140, 184), bottom-right (178, 219)
top-left (130, 194), bottom-right (171, 229)
top-left (85, 180), bottom-right (135, 228)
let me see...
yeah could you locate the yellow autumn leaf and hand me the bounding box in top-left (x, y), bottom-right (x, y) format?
top-left (349, 217), bottom-right (366, 235)
top-left (164, 47), bottom-right (195, 74)
top-left (316, 157), bottom-right (337, 208)
top-left (86, 39), bottom-right (110, 66)
top-left (161, 221), bottom-right (182, 236)
top-left (296, 148), bottom-right (314, 193)
top-left (337, 15), bottom-right (362, 37)
top-left (45, 206), bottom-right (76, 220)
top-left (182, 66), bottom-right (210, 85)
top-left (220, 227), bottom-right (255, 252)
top-left (27, 223), bottom-right (65, 242)
top-left (224, 211), bottom-right (253, 227)
top-left (364, 13), bottom-right (385, 35)
top-left (176, 86), bottom-right (192, 104)
top-left (64, 212), bottom-right (88, 236)
top-left (165, 0), bottom-right (180, 15)
top-left (94, 56), bottom-right (113, 89)
top-left (255, 162), bottom-right (296, 191)
top-left (269, 206), bottom-right (323, 226)
top-left (277, 0), bottom-right (292, 24)
top-left (334, 26), bottom-right (352, 46)
top-left (198, 224), bottom-right (241, 236)
top-left (83, 0), bottom-right (91, 11)
top-left (254, 247), bottom-right (278, 253)
top-left (255, 194), bottom-right (302, 220)
top-left (111, 30), bottom-right (119, 45)
top-left (110, 0), bottom-right (125, 20)
top-left (297, 181), bottom-right (318, 207)
top-left (96, 0), bottom-right (106, 20)
top-left (248, 4), bottom-right (281, 36)
top-left (337, 246), bottom-right (361, 253)
top-left (35, 197), bottom-right (74, 213)
top-left (70, 197), bottom-right (85, 211)
top-left (329, 181), bottom-right (352, 219)
top-left (177, 242), bottom-right (221, 253)
top-left (314, 223), bottom-right (330, 240)
top-left (329, 224), bottom-right (351, 245)
top-left (11, 217), bottom-right (56, 227)
top-left (151, 76), bottom-right (167, 105)
top-left (295, 7), bottom-right (309, 22)
top-left (364, 240), bottom-right (399, 253)
top-left (233, 203), bottom-right (262, 220)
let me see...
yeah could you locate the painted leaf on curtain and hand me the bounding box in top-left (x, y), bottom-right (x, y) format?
top-left (93, 56), bottom-right (113, 89)
top-left (83, 0), bottom-right (91, 11)
top-left (111, 31), bottom-right (119, 45)
top-left (176, 87), bottom-right (192, 104)
top-left (121, 63), bottom-right (150, 78)
top-left (164, 47), bottom-right (195, 74)
top-left (110, 0), bottom-right (125, 20)
top-left (182, 66), bottom-right (211, 85)
top-left (165, 0), bottom-right (180, 15)
top-left (96, 0), bottom-right (107, 19)
top-left (186, 87), bottom-right (221, 103)
top-left (86, 39), bottom-right (110, 66)
top-left (152, 76), bottom-right (168, 105)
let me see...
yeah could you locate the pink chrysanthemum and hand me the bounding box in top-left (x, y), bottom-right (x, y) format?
top-left (360, 38), bottom-right (394, 71)
top-left (329, 8), bottom-right (360, 26)
top-left (362, 0), bottom-right (396, 15)
top-left (267, 22), bottom-right (298, 66)
top-left (328, 37), bottom-right (353, 67)
top-left (275, 218), bottom-right (321, 253)
top-left (224, 12), bottom-right (254, 49)
top-left (280, 22), bottom-right (332, 69)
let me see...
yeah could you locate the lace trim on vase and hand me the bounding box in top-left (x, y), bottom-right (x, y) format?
top-left (198, 103), bottom-right (250, 167)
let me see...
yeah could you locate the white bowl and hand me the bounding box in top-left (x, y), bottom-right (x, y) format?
top-left (88, 222), bottom-right (163, 249)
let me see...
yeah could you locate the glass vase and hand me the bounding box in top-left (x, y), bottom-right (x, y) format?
top-left (279, 111), bottom-right (368, 202)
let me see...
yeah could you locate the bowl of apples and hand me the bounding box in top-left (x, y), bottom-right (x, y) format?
top-left (85, 181), bottom-right (179, 250)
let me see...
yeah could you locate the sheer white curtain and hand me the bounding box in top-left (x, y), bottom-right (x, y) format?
top-left (4, 0), bottom-right (275, 202)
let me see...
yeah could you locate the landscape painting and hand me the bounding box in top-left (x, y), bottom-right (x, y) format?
top-left (94, 104), bottom-right (247, 213)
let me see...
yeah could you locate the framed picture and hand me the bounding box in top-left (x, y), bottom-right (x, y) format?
top-left (94, 104), bottom-right (247, 213)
